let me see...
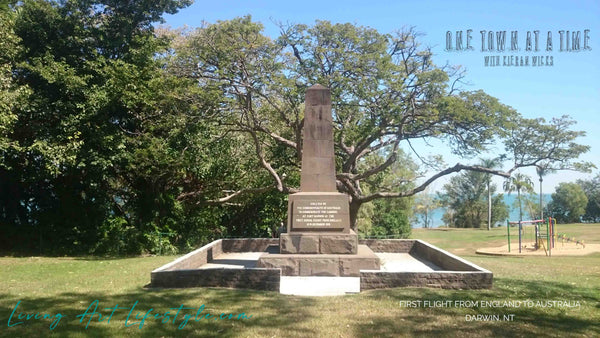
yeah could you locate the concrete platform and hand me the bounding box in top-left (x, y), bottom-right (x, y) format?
top-left (196, 252), bottom-right (440, 296)
top-left (197, 251), bottom-right (441, 272)
top-left (150, 239), bottom-right (493, 291)
top-left (377, 253), bottom-right (441, 272)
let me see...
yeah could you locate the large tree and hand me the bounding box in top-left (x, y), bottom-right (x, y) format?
top-left (439, 169), bottom-right (508, 228)
top-left (535, 162), bottom-right (554, 220)
top-left (0, 2), bottom-right (24, 164)
top-left (503, 116), bottom-right (593, 175)
top-left (0, 0), bottom-right (195, 254)
top-left (167, 17), bottom-right (592, 231)
top-left (548, 182), bottom-right (588, 223)
top-left (504, 117), bottom-right (595, 220)
top-left (577, 174), bottom-right (600, 222)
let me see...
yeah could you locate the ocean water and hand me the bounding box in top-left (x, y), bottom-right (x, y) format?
top-left (415, 194), bottom-right (553, 228)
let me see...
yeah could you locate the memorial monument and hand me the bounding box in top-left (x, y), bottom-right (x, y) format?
top-left (257, 84), bottom-right (380, 276)
top-left (152, 85), bottom-right (492, 291)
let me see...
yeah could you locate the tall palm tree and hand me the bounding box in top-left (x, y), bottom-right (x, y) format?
top-left (481, 158), bottom-right (502, 230)
top-left (535, 162), bottom-right (554, 221)
top-left (503, 173), bottom-right (534, 222)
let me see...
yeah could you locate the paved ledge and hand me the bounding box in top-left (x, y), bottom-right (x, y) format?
top-left (200, 252), bottom-right (263, 269)
top-left (378, 253), bottom-right (441, 272)
top-left (150, 238), bottom-right (492, 291)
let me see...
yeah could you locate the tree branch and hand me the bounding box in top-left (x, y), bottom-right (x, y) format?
top-left (358, 163), bottom-right (510, 203)
top-left (249, 130), bottom-right (285, 192)
top-left (202, 186), bottom-right (274, 205)
top-left (338, 141), bottom-right (400, 181)
top-left (256, 126), bottom-right (297, 149)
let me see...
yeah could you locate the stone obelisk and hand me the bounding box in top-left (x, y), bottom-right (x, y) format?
top-left (299, 84), bottom-right (337, 193)
top-left (257, 84), bottom-right (380, 276)
top-left (281, 84), bottom-right (355, 253)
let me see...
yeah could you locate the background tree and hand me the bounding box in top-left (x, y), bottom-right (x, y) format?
top-left (548, 182), bottom-right (588, 223)
top-left (535, 162), bottom-right (555, 220)
top-left (0, 0), bottom-right (195, 255)
top-left (340, 149), bottom-right (418, 237)
top-left (413, 186), bottom-right (440, 228)
top-left (522, 193), bottom-right (542, 220)
top-left (0, 1), bottom-right (26, 166)
top-left (577, 174), bottom-right (600, 222)
top-left (369, 198), bottom-right (412, 237)
top-left (503, 116), bottom-right (594, 220)
top-left (503, 116), bottom-right (594, 175)
top-left (166, 17), bottom-right (591, 231)
top-left (439, 169), bottom-right (508, 228)
top-left (1, 10), bottom-right (595, 255)
top-left (503, 173), bottom-right (534, 222)
top-left (481, 157), bottom-right (503, 230)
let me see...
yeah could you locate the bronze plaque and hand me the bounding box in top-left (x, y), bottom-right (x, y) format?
top-left (291, 200), bottom-right (348, 231)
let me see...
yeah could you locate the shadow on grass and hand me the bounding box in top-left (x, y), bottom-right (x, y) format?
top-left (0, 254), bottom-right (150, 260)
top-left (71, 255), bottom-right (168, 261)
top-left (358, 278), bottom-right (600, 337)
top-left (353, 311), bottom-right (598, 338)
top-left (0, 288), bottom-right (318, 337)
top-left (2, 251), bottom-right (598, 337)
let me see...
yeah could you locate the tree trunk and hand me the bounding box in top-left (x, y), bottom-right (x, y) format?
top-left (349, 199), bottom-right (361, 232)
top-left (539, 176), bottom-right (544, 221)
top-left (487, 181), bottom-right (492, 230)
top-left (518, 188), bottom-right (523, 222)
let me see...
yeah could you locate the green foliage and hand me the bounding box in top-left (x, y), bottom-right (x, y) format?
top-left (412, 191), bottom-right (441, 228)
top-left (503, 173), bottom-right (534, 222)
top-left (0, 2), bottom-right (26, 168)
top-left (1, 10), bottom-right (594, 255)
top-left (369, 199), bottom-right (412, 238)
top-left (0, 0), bottom-right (196, 255)
top-left (221, 191), bottom-right (288, 238)
top-left (355, 201), bottom-right (375, 235)
top-left (91, 217), bottom-right (142, 256)
top-left (504, 116), bottom-right (594, 173)
top-left (548, 182), bottom-right (588, 223)
top-left (578, 174), bottom-right (600, 222)
top-left (2, 224), bottom-right (600, 336)
top-left (440, 170), bottom-right (508, 228)
top-left (166, 17), bottom-right (591, 234)
top-left (522, 194), bottom-right (542, 220)
top-left (357, 149), bottom-right (417, 236)
top-left (167, 17), bottom-right (526, 230)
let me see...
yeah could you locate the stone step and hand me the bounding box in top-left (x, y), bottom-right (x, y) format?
top-left (280, 276), bottom-right (360, 296)
top-left (280, 230), bottom-right (358, 254)
top-left (256, 244), bottom-right (380, 277)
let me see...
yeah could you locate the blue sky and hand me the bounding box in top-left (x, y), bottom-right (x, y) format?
top-left (163, 0), bottom-right (600, 193)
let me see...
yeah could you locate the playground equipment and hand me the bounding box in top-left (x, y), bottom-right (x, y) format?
top-left (556, 233), bottom-right (586, 248)
top-left (506, 217), bottom-right (556, 256)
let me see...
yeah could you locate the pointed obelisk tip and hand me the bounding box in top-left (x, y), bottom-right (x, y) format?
top-left (307, 84), bottom-right (328, 91)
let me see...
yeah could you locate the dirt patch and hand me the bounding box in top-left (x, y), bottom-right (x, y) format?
top-left (476, 241), bottom-right (600, 256)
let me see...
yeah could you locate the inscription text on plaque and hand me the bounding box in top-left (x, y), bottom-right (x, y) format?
top-left (294, 200), bottom-right (344, 228)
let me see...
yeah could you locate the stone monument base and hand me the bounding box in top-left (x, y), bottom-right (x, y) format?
top-left (280, 230), bottom-right (358, 254)
top-left (256, 244), bottom-right (380, 277)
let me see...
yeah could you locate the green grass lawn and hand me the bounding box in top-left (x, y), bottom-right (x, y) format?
top-left (2, 224), bottom-right (599, 337)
